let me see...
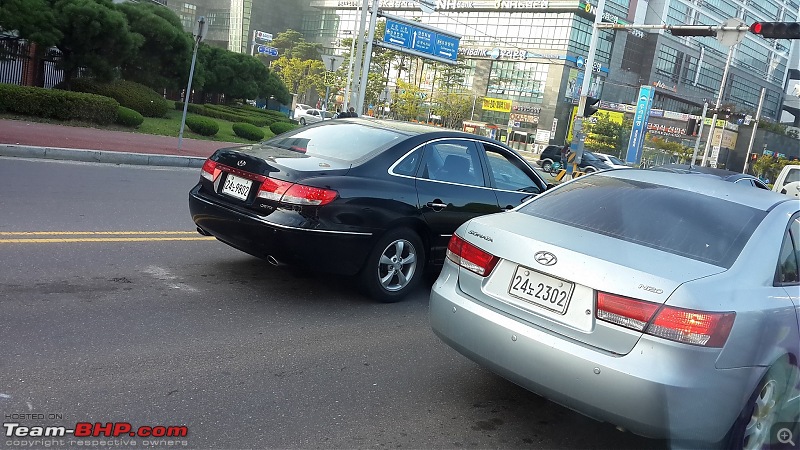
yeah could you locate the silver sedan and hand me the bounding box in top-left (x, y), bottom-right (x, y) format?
top-left (430, 169), bottom-right (800, 449)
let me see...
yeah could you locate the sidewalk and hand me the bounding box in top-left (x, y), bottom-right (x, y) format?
top-left (0, 119), bottom-right (241, 168)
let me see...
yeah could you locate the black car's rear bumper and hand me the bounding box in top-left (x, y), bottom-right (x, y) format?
top-left (189, 185), bottom-right (374, 276)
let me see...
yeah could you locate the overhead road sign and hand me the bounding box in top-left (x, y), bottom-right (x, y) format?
top-left (378, 14), bottom-right (461, 65)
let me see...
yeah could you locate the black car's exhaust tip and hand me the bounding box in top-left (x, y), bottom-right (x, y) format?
top-left (196, 226), bottom-right (212, 236)
top-left (266, 255), bottom-right (285, 267)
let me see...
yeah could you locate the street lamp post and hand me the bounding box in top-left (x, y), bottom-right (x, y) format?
top-left (178, 16), bottom-right (206, 151)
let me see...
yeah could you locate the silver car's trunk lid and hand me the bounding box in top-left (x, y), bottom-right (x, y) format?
top-left (457, 211), bottom-right (727, 355)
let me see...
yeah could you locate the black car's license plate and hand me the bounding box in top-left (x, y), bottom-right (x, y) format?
top-left (221, 173), bottom-right (251, 200)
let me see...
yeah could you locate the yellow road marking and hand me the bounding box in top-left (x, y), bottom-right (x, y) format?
top-left (0, 231), bottom-right (199, 236)
top-left (0, 231), bottom-right (215, 244)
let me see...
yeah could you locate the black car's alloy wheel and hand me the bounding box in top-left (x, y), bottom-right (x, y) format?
top-left (360, 228), bottom-right (425, 303)
top-left (541, 160), bottom-right (553, 172)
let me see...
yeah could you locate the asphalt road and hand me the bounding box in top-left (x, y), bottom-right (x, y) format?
top-left (0, 158), bottom-right (665, 449)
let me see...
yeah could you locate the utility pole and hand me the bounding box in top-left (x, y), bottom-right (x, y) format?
top-left (351, 0), bottom-right (370, 110)
top-left (701, 44), bottom-right (736, 167)
top-left (572, 0), bottom-right (605, 167)
top-left (356, 0), bottom-right (379, 115)
top-left (743, 87), bottom-right (766, 174)
top-left (178, 16), bottom-right (206, 151)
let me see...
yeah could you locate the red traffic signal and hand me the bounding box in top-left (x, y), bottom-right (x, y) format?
top-left (749, 22), bottom-right (800, 39)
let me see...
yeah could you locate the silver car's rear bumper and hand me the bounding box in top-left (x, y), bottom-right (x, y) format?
top-left (429, 264), bottom-right (760, 444)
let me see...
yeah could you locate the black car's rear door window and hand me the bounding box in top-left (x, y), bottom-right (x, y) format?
top-left (419, 140), bottom-right (485, 187)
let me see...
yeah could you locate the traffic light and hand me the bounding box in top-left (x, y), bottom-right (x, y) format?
top-left (670, 28), bottom-right (717, 37)
top-left (582, 97), bottom-right (600, 117)
top-left (750, 153), bottom-right (758, 162)
top-left (685, 118), bottom-right (699, 136)
top-left (749, 22), bottom-right (800, 39)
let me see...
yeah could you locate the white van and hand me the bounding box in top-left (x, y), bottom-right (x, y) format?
top-left (772, 164), bottom-right (800, 198)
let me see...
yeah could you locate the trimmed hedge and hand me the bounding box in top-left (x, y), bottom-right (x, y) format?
top-left (270, 121), bottom-right (297, 135)
top-left (60, 78), bottom-right (169, 118)
top-left (185, 115), bottom-right (219, 136)
top-left (0, 83), bottom-right (119, 125)
top-left (175, 102), bottom-right (297, 127)
top-left (115, 106), bottom-right (144, 128)
top-left (232, 122), bottom-right (265, 141)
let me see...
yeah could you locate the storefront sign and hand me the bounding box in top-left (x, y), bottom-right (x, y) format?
top-left (647, 122), bottom-right (684, 136)
top-left (512, 105), bottom-right (541, 114)
top-left (652, 80), bottom-right (677, 93)
top-left (482, 97), bottom-right (513, 112)
top-left (579, 0), bottom-right (646, 38)
top-left (510, 113), bottom-right (539, 123)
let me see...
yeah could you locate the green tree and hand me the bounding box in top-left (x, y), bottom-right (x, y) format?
top-left (433, 92), bottom-right (473, 129)
top-left (116, 1), bottom-right (192, 91)
top-left (583, 112), bottom-right (626, 154)
top-left (197, 45), bottom-right (289, 104)
top-left (271, 29), bottom-right (321, 60)
top-left (392, 80), bottom-right (425, 121)
top-left (271, 55), bottom-right (324, 103)
top-left (0, 0), bottom-right (61, 50)
top-left (51, 0), bottom-right (141, 85)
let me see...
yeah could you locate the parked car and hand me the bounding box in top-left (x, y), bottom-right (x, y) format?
top-left (772, 164), bottom-right (800, 198)
top-left (430, 169), bottom-right (799, 448)
top-left (652, 163), bottom-right (770, 189)
top-left (189, 118), bottom-right (550, 302)
top-left (537, 146), bottom-right (611, 173)
top-left (593, 152), bottom-right (630, 168)
top-left (295, 108), bottom-right (334, 125)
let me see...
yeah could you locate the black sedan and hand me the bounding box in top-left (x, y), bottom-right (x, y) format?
top-left (189, 118), bottom-right (550, 302)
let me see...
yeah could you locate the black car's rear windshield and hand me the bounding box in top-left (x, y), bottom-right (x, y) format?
top-left (518, 176), bottom-right (767, 268)
top-left (264, 123), bottom-right (404, 161)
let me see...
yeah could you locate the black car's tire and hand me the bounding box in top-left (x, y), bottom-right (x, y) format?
top-left (541, 160), bottom-right (553, 172)
top-left (299, 118), bottom-right (306, 126)
top-left (584, 166), bottom-right (597, 173)
top-left (359, 228), bottom-right (425, 303)
top-left (725, 357), bottom-right (795, 450)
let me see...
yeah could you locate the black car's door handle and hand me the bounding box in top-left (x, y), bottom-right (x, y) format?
top-left (426, 200), bottom-right (448, 211)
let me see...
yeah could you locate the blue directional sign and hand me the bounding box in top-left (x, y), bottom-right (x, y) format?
top-left (257, 45), bottom-right (278, 57)
top-left (434, 34), bottom-right (458, 60)
top-left (382, 17), bottom-right (460, 63)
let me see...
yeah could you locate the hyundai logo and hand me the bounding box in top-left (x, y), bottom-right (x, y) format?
top-left (534, 251), bottom-right (557, 266)
top-left (237, 160), bottom-right (246, 167)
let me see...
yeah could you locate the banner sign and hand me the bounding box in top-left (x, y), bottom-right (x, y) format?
top-left (625, 85), bottom-right (655, 165)
top-left (482, 97), bottom-right (513, 112)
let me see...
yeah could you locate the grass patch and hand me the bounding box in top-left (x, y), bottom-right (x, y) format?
top-left (0, 103), bottom-right (275, 144)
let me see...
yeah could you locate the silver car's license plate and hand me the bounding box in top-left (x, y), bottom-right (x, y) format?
top-left (508, 266), bottom-right (574, 314)
top-left (221, 173), bottom-right (251, 200)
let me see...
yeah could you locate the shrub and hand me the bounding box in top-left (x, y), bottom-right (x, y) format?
top-left (174, 102), bottom-right (269, 127)
top-left (185, 115), bottom-right (219, 136)
top-left (270, 121), bottom-right (297, 135)
top-left (0, 83), bottom-right (118, 125)
top-left (232, 122), bottom-right (265, 141)
top-left (61, 78), bottom-right (169, 118)
top-left (115, 106), bottom-right (144, 128)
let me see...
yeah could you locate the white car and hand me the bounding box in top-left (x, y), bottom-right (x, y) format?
top-left (773, 164), bottom-right (800, 198)
top-left (295, 108), bottom-right (334, 125)
top-left (594, 152), bottom-right (630, 168)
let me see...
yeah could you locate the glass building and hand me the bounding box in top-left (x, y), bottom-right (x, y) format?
top-left (302, 0), bottom-right (797, 148)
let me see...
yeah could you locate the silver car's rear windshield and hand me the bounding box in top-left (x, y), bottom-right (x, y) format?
top-left (519, 176), bottom-right (767, 268)
top-left (264, 123), bottom-right (404, 161)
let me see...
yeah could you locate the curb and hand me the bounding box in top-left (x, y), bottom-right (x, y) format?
top-left (0, 144), bottom-right (206, 168)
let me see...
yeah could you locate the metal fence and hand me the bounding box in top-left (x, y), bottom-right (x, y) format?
top-left (0, 38), bottom-right (64, 88)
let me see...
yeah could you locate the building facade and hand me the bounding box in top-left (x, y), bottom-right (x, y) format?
top-left (303, 0), bottom-right (797, 152)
